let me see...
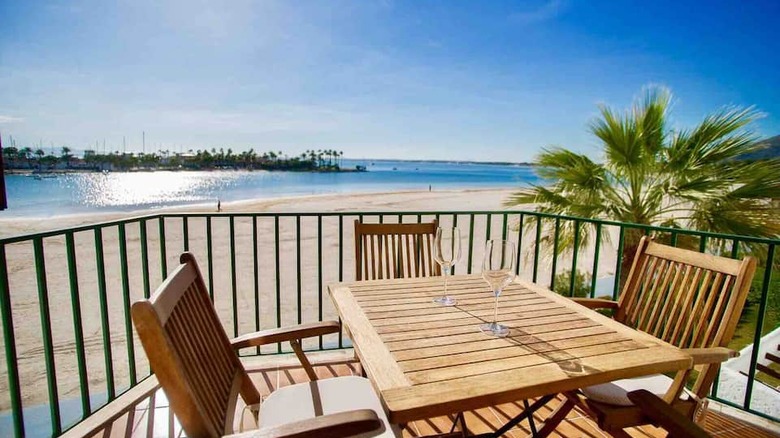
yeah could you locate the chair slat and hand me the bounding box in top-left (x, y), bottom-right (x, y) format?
top-left (644, 260), bottom-right (678, 332)
top-left (690, 272), bottom-right (725, 348)
top-left (659, 264), bottom-right (693, 340)
top-left (636, 259), bottom-right (673, 331)
top-left (700, 276), bottom-right (734, 347)
top-left (669, 266), bottom-right (703, 346)
top-left (679, 270), bottom-right (714, 347)
top-left (353, 219), bottom-right (438, 281)
top-left (651, 262), bottom-right (685, 337)
top-left (620, 253), bottom-right (653, 325)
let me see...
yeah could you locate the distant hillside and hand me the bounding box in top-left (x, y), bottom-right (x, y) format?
top-left (741, 135), bottom-right (780, 160)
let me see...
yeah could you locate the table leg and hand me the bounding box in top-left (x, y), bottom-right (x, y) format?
top-left (470, 394), bottom-right (555, 438)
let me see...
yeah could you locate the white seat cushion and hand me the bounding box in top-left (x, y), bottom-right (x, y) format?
top-left (581, 374), bottom-right (684, 407)
top-left (258, 376), bottom-right (399, 437)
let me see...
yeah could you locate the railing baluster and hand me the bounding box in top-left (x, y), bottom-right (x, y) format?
top-left (182, 217), bottom-right (189, 252)
top-left (66, 232), bottom-right (91, 418)
top-left (0, 244), bottom-right (25, 437)
top-left (230, 216), bottom-right (238, 338)
top-left (338, 215), bottom-right (344, 348)
top-left (485, 213), bottom-right (492, 243)
top-left (140, 219), bottom-right (150, 299)
top-left (296, 216), bottom-right (302, 326)
top-left (206, 216), bottom-right (214, 301)
top-left (744, 243), bottom-right (774, 409)
top-left (502, 213), bottom-right (508, 240)
top-left (33, 237), bottom-right (61, 435)
top-left (118, 224), bottom-right (137, 386)
top-left (612, 226), bottom-right (626, 300)
top-left (515, 214), bottom-right (524, 276)
top-left (699, 235), bottom-right (708, 253)
top-left (590, 223), bottom-right (602, 298)
top-left (550, 218), bottom-right (561, 290)
top-left (275, 216), bottom-right (282, 353)
top-left (158, 217), bottom-right (167, 277)
top-left (318, 215), bottom-right (324, 349)
top-left (532, 215), bottom-right (541, 282)
top-left (569, 220), bottom-right (581, 297)
top-left (94, 228), bottom-right (115, 400)
top-left (253, 216), bottom-right (261, 355)
top-left (467, 214), bottom-right (475, 274)
top-left (452, 214), bottom-right (459, 275)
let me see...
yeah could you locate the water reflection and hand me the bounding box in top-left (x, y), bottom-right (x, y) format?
top-left (70, 171), bottom-right (244, 207)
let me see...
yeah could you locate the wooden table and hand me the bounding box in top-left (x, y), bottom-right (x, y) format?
top-left (328, 274), bottom-right (693, 427)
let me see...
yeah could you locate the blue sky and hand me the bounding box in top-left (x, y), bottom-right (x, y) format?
top-left (1, 0), bottom-right (778, 162)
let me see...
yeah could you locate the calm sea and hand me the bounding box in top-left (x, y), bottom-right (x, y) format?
top-left (2, 159), bottom-right (539, 218)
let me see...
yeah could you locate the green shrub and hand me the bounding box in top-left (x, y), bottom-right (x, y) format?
top-left (552, 270), bottom-right (592, 298)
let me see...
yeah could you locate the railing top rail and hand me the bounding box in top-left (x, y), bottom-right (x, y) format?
top-left (2, 209), bottom-right (780, 246)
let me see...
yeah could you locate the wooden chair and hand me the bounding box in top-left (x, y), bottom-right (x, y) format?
top-left (132, 252), bottom-right (398, 438)
top-left (627, 390), bottom-right (711, 438)
top-left (354, 219), bottom-right (440, 280)
top-left (756, 343), bottom-right (780, 384)
top-left (537, 236), bottom-right (757, 438)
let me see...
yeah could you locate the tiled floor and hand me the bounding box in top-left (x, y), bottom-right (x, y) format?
top-left (83, 353), bottom-right (779, 438)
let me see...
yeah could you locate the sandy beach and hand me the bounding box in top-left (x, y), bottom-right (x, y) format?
top-left (0, 188), bottom-right (621, 413)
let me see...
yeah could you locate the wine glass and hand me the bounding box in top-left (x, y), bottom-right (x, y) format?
top-left (480, 239), bottom-right (516, 337)
top-left (432, 227), bottom-right (462, 306)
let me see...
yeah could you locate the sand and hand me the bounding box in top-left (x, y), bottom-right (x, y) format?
top-left (0, 188), bottom-right (621, 415)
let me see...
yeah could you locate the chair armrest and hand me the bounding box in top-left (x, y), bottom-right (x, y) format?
top-left (226, 409), bottom-right (382, 438)
top-left (682, 347), bottom-right (738, 365)
top-left (231, 321), bottom-right (340, 350)
top-left (571, 298), bottom-right (619, 310)
top-left (627, 390), bottom-right (710, 438)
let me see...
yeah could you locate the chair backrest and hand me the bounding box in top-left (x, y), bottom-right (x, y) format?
top-left (617, 236), bottom-right (757, 396)
top-left (132, 253), bottom-right (260, 438)
top-left (354, 220), bottom-right (440, 280)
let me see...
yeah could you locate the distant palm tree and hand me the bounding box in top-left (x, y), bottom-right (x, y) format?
top-left (505, 86), bottom-right (780, 276)
top-left (60, 146), bottom-right (73, 167)
top-left (20, 147), bottom-right (33, 168)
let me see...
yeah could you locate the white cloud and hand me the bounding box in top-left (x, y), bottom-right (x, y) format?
top-left (508, 0), bottom-right (566, 25)
top-left (0, 115), bottom-right (24, 124)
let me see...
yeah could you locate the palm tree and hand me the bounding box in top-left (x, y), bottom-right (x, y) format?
top-left (60, 146), bottom-right (73, 168)
top-left (505, 86), bottom-right (780, 276)
top-left (20, 147), bottom-right (33, 168)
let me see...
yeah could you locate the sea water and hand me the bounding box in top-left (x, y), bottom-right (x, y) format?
top-left (2, 159), bottom-right (539, 217)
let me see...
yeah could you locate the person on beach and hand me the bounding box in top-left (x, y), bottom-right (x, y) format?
top-left (217, 199), bottom-right (221, 212)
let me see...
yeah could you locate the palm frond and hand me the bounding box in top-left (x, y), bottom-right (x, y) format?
top-left (504, 85), bottom-right (780, 246)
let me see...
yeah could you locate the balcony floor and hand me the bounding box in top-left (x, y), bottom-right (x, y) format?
top-left (74, 351), bottom-right (779, 438)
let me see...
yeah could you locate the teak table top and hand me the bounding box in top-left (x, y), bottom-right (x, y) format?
top-left (328, 275), bottom-right (694, 424)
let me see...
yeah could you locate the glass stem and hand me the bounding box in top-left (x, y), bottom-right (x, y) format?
top-left (443, 270), bottom-right (448, 297)
top-left (493, 290), bottom-right (500, 325)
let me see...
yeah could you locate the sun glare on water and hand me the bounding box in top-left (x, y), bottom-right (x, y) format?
top-left (73, 171), bottom-right (243, 208)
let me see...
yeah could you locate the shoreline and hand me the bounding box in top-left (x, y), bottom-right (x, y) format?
top-left (3, 166), bottom-right (363, 175)
top-left (0, 187), bottom-right (521, 238)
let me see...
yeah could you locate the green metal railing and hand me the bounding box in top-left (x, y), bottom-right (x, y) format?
top-left (0, 210), bottom-right (778, 437)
